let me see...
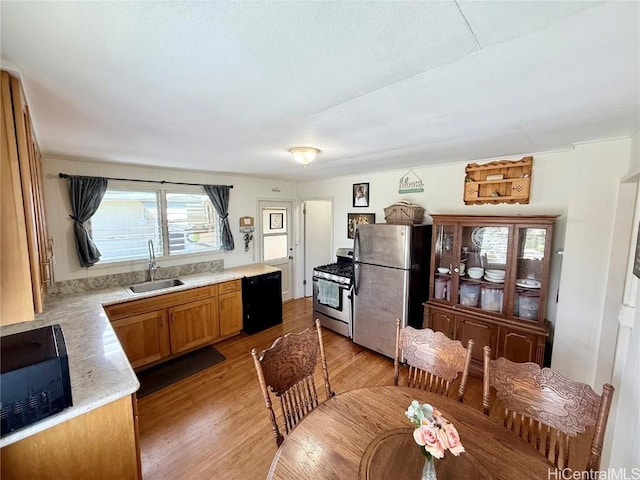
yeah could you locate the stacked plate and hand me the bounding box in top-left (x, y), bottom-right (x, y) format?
top-left (516, 278), bottom-right (541, 289)
top-left (467, 267), bottom-right (484, 279)
top-left (484, 269), bottom-right (505, 283)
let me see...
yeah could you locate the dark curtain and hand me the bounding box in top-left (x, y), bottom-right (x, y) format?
top-left (203, 185), bottom-right (234, 251)
top-left (67, 175), bottom-right (108, 267)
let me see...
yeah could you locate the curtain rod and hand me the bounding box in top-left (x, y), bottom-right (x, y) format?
top-left (58, 173), bottom-right (232, 188)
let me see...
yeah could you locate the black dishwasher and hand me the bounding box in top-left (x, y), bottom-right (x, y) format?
top-left (241, 271), bottom-right (283, 334)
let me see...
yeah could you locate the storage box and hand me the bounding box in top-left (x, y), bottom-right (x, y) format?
top-left (384, 203), bottom-right (425, 225)
top-left (1, 324), bottom-right (72, 437)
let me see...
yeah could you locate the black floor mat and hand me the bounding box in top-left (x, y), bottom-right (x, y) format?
top-left (136, 346), bottom-right (226, 398)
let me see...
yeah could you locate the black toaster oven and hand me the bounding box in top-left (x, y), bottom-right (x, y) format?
top-left (1, 324), bottom-right (73, 437)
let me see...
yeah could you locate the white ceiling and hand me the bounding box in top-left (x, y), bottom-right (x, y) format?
top-left (1, 1), bottom-right (638, 182)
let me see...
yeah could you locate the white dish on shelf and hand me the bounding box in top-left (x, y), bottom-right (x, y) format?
top-left (485, 269), bottom-right (505, 279)
top-left (484, 275), bottom-right (505, 283)
top-left (437, 267), bottom-right (450, 274)
top-left (471, 227), bottom-right (485, 248)
top-left (516, 279), bottom-right (541, 289)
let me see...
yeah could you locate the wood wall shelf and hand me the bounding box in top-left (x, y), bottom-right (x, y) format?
top-left (463, 157), bottom-right (533, 205)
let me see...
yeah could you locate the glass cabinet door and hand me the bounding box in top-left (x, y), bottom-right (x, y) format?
top-left (458, 224), bottom-right (510, 313)
top-left (433, 224), bottom-right (456, 303)
top-left (512, 227), bottom-right (547, 322)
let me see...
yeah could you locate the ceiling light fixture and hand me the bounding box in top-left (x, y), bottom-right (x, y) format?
top-left (289, 146), bottom-right (320, 166)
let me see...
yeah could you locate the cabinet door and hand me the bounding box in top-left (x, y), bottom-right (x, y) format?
top-left (424, 306), bottom-right (456, 339)
top-left (456, 315), bottom-right (498, 369)
top-left (431, 223), bottom-right (457, 305)
top-left (10, 75), bottom-right (48, 313)
top-left (111, 310), bottom-right (170, 369)
top-left (168, 298), bottom-right (218, 354)
top-left (499, 328), bottom-right (544, 365)
top-left (510, 225), bottom-right (553, 325)
top-left (1, 71), bottom-right (35, 324)
top-left (219, 291), bottom-right (242, 337)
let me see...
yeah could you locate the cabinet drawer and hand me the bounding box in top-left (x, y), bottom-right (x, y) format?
top-left (218, 279), bottom-right (241, 295)
top-left (104, 285), bottom-right (215, 320)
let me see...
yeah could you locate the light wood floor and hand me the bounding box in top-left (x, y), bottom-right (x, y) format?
top-left (137, 297), bottom-right (587, 479)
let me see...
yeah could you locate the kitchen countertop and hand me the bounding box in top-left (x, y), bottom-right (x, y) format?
top-left (229, 263), bottom-right (281, 277)
top-left (0, 269), bottom-right (243, 448)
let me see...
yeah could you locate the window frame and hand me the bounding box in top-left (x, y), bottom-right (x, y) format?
top-left (88, 181), bottom-right (222, 268)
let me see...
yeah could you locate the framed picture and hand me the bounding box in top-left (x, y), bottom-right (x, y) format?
top-left (270, 212), bottom-right (284, 230)
top-left (634, 221), bottom-right (640, 279)
top-left (347, 213), bottom-right (375, 239)
top-left (353, 183), bottom-right (370, 207)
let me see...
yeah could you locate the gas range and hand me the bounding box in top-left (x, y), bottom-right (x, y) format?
top-left (312, 262), bottom-right (353, 285)
top-left (312, 248), bottom-right (354, 339)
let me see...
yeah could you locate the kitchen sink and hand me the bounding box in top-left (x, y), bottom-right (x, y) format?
top-left (126, 278), bottom-right (184, 294)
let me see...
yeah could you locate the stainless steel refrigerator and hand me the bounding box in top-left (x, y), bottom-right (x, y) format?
top-left (352, 223), bottom-right (432, 358)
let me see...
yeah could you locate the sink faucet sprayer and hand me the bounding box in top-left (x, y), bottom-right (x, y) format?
top-left (148, 239), bottom-right (159, 282)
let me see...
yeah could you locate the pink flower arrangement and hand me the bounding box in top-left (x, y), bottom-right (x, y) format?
top-left (405, 400), bottom-right (465, 460)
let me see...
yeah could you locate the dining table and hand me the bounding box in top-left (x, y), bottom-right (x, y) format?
top-left (266, 385), bottom-right (554, 480)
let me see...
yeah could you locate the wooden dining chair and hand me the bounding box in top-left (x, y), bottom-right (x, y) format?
top-left (393, 319), bottom-right (474, 402)
top-left (251, 319), bottom-right (335, 447)
top-left (482, 346), bottom-right (614, 471)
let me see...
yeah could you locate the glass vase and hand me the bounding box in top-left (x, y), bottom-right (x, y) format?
top-left (421, 454), bottom-right (437, 480)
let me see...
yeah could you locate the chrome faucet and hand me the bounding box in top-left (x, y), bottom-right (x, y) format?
top-left (148, 239), bottom-right (159, 282)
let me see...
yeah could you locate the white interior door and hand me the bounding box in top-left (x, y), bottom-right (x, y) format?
top-left (259, 200), bottom-right (293, 301)
top-left (303, 199), bottom-right (333, 297)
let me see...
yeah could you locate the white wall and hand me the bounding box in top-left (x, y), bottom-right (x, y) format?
top-left (552, 140), bottom-right (631, 384)
top-left (42, 157), bottom-right (296, 281)
top-left (605, 131), bottom-right (640, 469)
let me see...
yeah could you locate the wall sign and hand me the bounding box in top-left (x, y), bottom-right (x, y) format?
top-left (398, 169), bottom-right (424, 194)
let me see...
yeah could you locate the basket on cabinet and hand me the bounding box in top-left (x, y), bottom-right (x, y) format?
top-left (384, 202), bottom-right (425, 225)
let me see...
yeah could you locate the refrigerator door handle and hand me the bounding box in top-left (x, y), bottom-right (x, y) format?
top-left (353, 263), bottom-right (360, 295)
top-left (353, 227), bottom-right (360, 295)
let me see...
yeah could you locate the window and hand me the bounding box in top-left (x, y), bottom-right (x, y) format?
top-left (91, 187), bottom-right (221, 264)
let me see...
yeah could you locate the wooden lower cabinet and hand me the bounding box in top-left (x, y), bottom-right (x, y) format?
top-left (498, 327), bottom-right (543, 365)
top-left (111, 310), bottom-right (170, 369)
top-left (106, 281), bottom-right (242, 370)
top-left (219, 290), bottom-right (242, 337)
top-left (1, 395), bottom-right (140, 479)
top-left (456, 314), bottom-right (499, 370)
top-left (169, 298), bottom-right (218, 354)
top-left (429, 308), bottom-right (455, 338)
top-left (424, 303), bottom-right (546, 374)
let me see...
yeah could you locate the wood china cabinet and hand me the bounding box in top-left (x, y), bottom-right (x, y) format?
top-left (1, 70), bottom-right (53, 325)
top-left (423, 214), bottom-right (556, 374)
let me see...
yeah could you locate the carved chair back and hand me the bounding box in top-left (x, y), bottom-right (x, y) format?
top-left (393, 319), bottom-right (474, 402)
top-left (482, 346), bottom-right (614, 471)
top-left (252, 319), bottom-right (335, 446)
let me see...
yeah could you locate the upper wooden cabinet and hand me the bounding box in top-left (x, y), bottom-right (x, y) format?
top-left (0, 70), bottom-right (52, 326)
top-left (424, 214), bottom-right (556, 372)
